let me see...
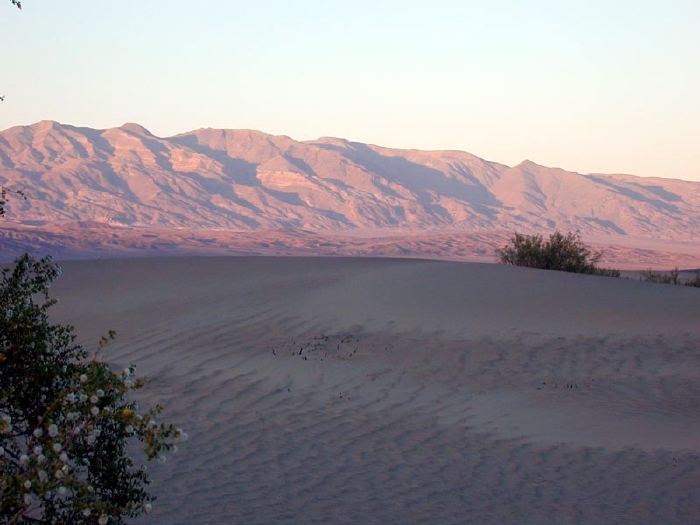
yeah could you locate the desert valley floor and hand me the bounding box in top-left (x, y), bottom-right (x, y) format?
top-left (48, 256), bottom-right (700, 525)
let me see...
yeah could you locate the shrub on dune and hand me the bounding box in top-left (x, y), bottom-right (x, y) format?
top-left (497, 230), bottom-right (620, 277)
top-left (1, 254), bottom-right (185, 525)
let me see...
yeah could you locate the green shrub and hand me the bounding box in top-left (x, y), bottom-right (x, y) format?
top-left (497, 230), bottom-right (620, 277)
top-left (1, 254), bottom-right (185, 525)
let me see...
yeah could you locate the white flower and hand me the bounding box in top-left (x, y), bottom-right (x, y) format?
top-left (1, 414), bottom-right (11, 433)
top-left (90, 395), bottom-right (99, 404)
top-left (58, 486), bottom-right (67, 495)
top-left (48, 424), bottom-right (59, 437)
top-left (66, 392), bottom-right (77, 404)
top-left (33, 428), bottom-right (43, 438)
top-left (19, 454), bottom-right (29, 465)
top-left (96, 389), bottom-right (105, 397)
top-left (37, 454), bottom-right (46, 464)
top-left (98, 514), bottom-right (109, 524)
top-left (55, 470), bottom-right (64, 479)
top-left (82, 508), bottom-right (91, 517)
top-left (125, 425), bottom-right (134, 434)
top-left (59, 452), bottom-right (68, 463)
top-left (23, 480), bottom-right (32, 489)
top-left (33, 446), bottom-right (42, 455)
top-left (87, 485), bottom-right (95, 493)
top-left (80, 374), bottom-right (88, 383)
top-left (52, 443), bottom-right (62, 453)
top-left (23, 494), bottom-right (32, 505)
top-left (90, 406), bottom-right (99, 416)
top-left (124, 380), bottom-right (133, 388)
top-left (79, 394), bottom-right (88, 403)
top-left (143, 502), bottom-right (152, 513)
top-left (86, 434), bottom-right (96, 445)
top-left (38, 470), bottom-right (48, 482)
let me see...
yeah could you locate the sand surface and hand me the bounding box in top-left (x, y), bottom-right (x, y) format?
top-left (49, 257), bottom-right (700, 525)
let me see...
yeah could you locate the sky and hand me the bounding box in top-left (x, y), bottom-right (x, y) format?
top-left (1, 0), bottom-right (698, 180)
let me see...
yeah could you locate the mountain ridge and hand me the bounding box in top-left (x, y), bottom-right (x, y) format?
top-left (1, 121), bottom-right (699, 266)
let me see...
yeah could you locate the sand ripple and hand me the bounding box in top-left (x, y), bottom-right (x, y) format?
top-left (49, 257), bottom-right (700, 524)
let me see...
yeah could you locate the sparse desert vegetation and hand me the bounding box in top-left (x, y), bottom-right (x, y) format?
top-left (639, 267), bottom-right (700, 287)
top-left (496, 230), bottom-right (620, 277)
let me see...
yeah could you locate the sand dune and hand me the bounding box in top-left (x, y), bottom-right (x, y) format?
top-left (49, 257), bottom-right (700, 525)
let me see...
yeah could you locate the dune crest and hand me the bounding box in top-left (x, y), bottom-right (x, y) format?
top-left (51, 257), bottom-right (700, 524)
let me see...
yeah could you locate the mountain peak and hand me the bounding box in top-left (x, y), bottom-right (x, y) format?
top-left (1, 121), bottom-right (698, 259)
top-left (32, 120), bottom-right (62, 132)
top-left (515, 159), bottom-right (543, 169)
top-left (513, 159), bottom-right (579, 177)
top-left (119, 123), bottom-right (153, 136)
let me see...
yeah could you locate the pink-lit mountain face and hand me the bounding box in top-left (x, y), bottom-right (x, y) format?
top-left (1, 121), bottom-right (699, 266)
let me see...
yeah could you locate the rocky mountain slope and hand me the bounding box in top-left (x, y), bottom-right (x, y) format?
top-left (1, 121), bottom-right (699, 265)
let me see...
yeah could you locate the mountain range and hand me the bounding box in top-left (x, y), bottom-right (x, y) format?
top-left (1, 120), bottom-right (699, 268)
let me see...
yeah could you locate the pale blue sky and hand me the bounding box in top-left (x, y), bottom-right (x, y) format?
top-left (1, 1), bottom-right (698, 180)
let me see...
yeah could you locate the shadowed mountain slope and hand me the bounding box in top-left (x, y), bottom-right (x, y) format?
top-left (1, 121), bottom-right (699, 264)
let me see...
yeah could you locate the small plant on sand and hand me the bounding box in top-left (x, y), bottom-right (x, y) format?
top-left (639, 267), bottom-right (700, 288)
top-left (684, 273), bottom-right (700, 288)
top-left (639, 267), bottom-right (680, 285)
top-left (497, 230), bottom-right (620, 277)
top-left (1, 254), bottom-right (186, 524)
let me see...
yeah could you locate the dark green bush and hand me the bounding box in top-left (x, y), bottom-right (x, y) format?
top-left (1, 254), bottom-right (185, 524)
top-left (497, 230), bottom-right (620, 277)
